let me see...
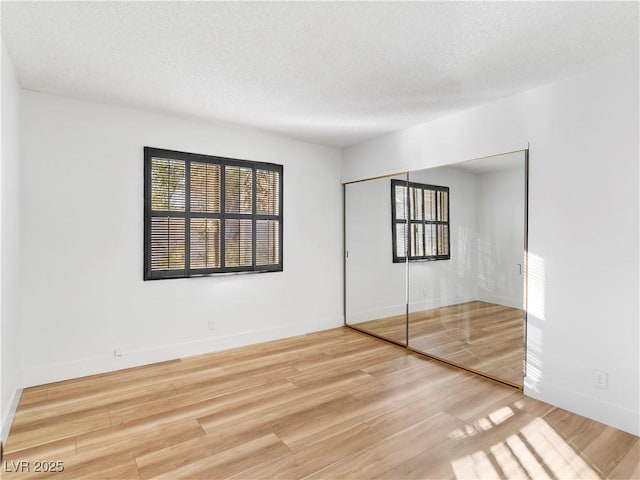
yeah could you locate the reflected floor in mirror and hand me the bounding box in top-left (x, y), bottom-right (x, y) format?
top-left (349, 316), bottom-right (407, 346)
top-left (353, 301), bottom-right (523, 385)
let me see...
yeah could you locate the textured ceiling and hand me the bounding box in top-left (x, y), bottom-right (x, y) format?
top-left (1, 2), bottom-right (638, 147)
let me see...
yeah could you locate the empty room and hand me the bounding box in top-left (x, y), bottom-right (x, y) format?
top-left (1, 1), bottom-right (638, 479)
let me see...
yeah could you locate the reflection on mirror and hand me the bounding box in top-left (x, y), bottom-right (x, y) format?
top-left (345, 174), bottom-right (408, 345)
top-left (344, 151), bottom-right (527, 387)
top-left (407, 152), bottom-right (526, 386)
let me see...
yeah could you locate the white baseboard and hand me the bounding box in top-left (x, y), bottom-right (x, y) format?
top-left (22, 316), bottom-right (342, 388)
top-left (524, 378), bottom-right (639, 436)
top-left (1, 386), bottom-right (23, 443)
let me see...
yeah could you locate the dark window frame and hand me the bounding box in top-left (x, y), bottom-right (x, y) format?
top-left (391, 178), bottom-right (450, 263)
top-left (144, 147), bottom-right (283, 280)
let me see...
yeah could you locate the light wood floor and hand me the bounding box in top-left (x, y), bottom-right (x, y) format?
top-left (3, 328), bottom-right (638, 479)
top-left (352, 301), bottom-right (524, 385)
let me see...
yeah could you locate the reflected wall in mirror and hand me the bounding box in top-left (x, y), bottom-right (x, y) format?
top-left (408, 151), bottom-right (526, 386)
top-left (345, 174), bottom-right (407, 345)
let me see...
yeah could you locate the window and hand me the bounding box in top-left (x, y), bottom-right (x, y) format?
top-left (144, 147), bottom-right (283, 280)
top-left (391, 179), bottom-right (450, 262)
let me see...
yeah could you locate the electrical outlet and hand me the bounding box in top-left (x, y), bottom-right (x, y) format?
top-left (114, 347), bottom-right (123, 357)
top-left (208, 319), bottom-right (215, 331)
top-left (593, 369), bottom-right (608, 389)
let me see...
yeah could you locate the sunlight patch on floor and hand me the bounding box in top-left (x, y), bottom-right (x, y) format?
top-left (489, 406), bottom-right (515, 425)
top-left (521, 418), bottom-right (599, 479)
top-left (451, 450), bottom-right (501, 479)
top-left (490, 440), bottom-right (530, 478)
top-left (450, 408), bottom-right (600, 479)
top-left (448, 406), bottom-right (515, 441)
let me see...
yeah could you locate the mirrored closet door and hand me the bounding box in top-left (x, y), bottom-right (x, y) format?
top-left (344, 151), bottom-right (528, 387)
top-left (344, 174), bottom-right (408, 346)
top-left (406, 152), bottom-right (526, 387)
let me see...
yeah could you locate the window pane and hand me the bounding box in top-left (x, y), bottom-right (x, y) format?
top-left (150, 217), bottom-right (185, 270)
top-left (437, 190), bottom-right (448, 221)
top-left (424, 190), bottom-right (436, 221)
top-left (256, 220), bottom-right (279, 266)
top-left (191, 162), bottom-right (220, 213)
top-left (395, 185), bottom-right (407, 220)
top-left (256, 170), bottom-right (280, 215)
top-left (225, 166), bottom-right (253, 214)
top-left (438, 224), bottom-right (449, 256)
top-left (410, 223), bottom-right (424, 257)
top-left (409, 187), bottom-right (423, 220)
top-left (425, 223), bottom-right (436, 256)
top-left (396, 223), bottom-right (407, 258)
top-left (190, 218), bottom-right (220, 269)
top-left (225, 219), bottom-right (253, 267)
top-left (151, 157), bottom-right (185, 212)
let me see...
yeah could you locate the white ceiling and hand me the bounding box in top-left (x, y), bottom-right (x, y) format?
top-left (1, 2), bottom-right (638, 148)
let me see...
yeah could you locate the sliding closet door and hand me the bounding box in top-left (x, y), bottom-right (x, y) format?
top-left (407, 153), bottom-right (527, 387)
top-left (344, 174), bottom-right (408, 346)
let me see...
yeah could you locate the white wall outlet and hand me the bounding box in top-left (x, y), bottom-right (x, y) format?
top-left (593, 369), bottom-right (608, 389)
top-left (113, 347), bottom-right (123, 357)
top-left (208, 319), bottom-right (215, 331)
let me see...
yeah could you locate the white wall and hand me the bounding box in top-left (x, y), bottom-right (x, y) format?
top-left (1, 41), bottom-right (23, 442)
top-left (19, 91), bottom-right (343, 386)
top-left (342, 55), bottom-right (640, 435)
top-left (476, 165), bottom-right (525, 309)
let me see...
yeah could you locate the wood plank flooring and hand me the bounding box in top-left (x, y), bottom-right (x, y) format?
top-left (3, 327), bottom-right (638, 479)
top-left (352, 301), bottom-right (524, 385)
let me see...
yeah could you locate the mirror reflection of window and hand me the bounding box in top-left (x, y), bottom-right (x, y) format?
top-left (391, 179), bottom-right (450, 262)
top-left (345, 150), bottom-right (527, 388)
